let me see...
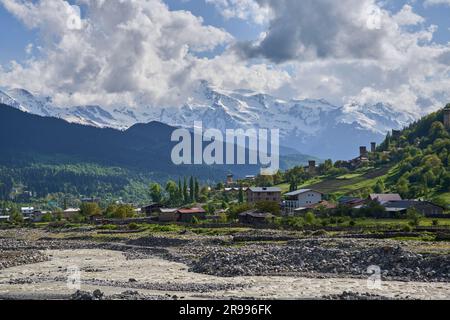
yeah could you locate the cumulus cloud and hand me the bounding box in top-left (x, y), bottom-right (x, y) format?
top-left (1, 0), bottom-right (288, 107)
top-left (233, 0), bottom-right (396, 62)
top-left (393, 4), bottom-right (425, 26)
top-left (205, 0), bottom-right (270, 24)
top-left (222, 0), bottom-right (449, 114)
top-left (0, 0), bottom-right (449, 117)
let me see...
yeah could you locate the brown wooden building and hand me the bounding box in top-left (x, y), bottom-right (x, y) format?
top-left (246, 187), bottom-right (282, 204)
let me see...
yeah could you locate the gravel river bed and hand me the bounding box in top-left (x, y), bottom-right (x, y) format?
top-left (0, 249), bottom-right (449, 300)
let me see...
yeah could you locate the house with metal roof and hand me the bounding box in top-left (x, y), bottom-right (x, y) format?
top-left (246, 187), bottom-right (282, 204)
top-left (368, 194), bottom-right (402, 204)
top-left (383, 200), bottom-right (445, 217)
top-left (284, 189), bottom-right (323, 214)
top-left (238, 210), bottom-right (275, 225)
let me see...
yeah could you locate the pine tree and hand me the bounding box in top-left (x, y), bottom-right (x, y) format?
top-left (194, 178), bottom-right (200, 202)
top-left (238, 187), bottom-right (244, 203)
top-left (183, 177), bottom-right (188, 204)
top-left (189, 176), bottom-right (194, 203)
top-left (178, 179), bottom-right (183, 203)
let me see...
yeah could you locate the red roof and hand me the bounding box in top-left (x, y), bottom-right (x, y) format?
top-left (177, 208), bottom-right (206, 214)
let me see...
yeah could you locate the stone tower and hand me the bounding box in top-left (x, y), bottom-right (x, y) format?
top-left (360, 146), bottom-right (368, 158)
top-left (392, 130), bottom-right (401, 139)
top-left (226, 174), bottom-right (234, 185)
top-left (308, 160), bottom-right (316, 174)
top-left (371, 142), bottom-right (377, 153)
top-left (444, 106), bottom-right (450, 130)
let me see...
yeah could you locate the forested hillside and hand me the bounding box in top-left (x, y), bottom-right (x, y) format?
top-left (375, 104), bottom-right (450, 203)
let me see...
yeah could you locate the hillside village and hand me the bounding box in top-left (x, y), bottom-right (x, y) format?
top-left (1, 106), bottom-right (449, 232)
top-left (1, 107), bottom-right (450, 302)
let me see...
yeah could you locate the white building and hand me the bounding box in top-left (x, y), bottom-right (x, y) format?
top-left (21, 207), bottom-right (34, 215)
top-left (284, 189), bottom-right (323, 214)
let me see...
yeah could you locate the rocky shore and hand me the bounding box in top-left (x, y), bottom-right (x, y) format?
top-left (0, 229), bottom-right (449, 300)
top-left (187, 239), bottom-right (450, 282)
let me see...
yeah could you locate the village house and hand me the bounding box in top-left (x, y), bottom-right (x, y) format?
top-left (292, 201), bottom-right (337, 216)
top-left (21, 207), bottom-right (34, 216)
top-left (369, 193), bottom-right (402, 204)
top-left (283, 189), bottom-right (323, 214)
top-left (81, 197), bottom-right (101, 203)
top-left (63, 208), bottom-right (81, 220)
top-left (246, 187), bottom-right (282, 204)
top-left (238, 210), bottom-right (275, 225)
top-left (338, 196), bottom-right (366, 208)
top-left (383, 200), bottom-right (445, 217)
top-left (177, 208), bottom-right (207, 223)
top-left (224, 187), bottom-right (249, 193)
top-left (157, 208), bottom-right (179, 222)
top-left (142, 203), bottom-right (164, 216)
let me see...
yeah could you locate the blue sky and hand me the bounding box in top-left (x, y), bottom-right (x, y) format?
top-left (1, 0), bottom-right (449, 66)
top-left (0, 0), bottom-right (449, 114)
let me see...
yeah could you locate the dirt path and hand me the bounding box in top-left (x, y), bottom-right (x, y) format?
top-left (0, 249), bottom-right (449, 300)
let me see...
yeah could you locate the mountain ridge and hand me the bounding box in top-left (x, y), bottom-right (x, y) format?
top-left (0, 83), bottom-right (419, 160)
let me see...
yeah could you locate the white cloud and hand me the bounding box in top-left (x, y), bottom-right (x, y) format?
top-left (205, 0), bottom-right (270, 24)
top-left (393, 4), bottom-right (425, 26)
top-left (0, 0), bottom-right (449, 118)
top-left (0, 0), bottom-right (247, 107)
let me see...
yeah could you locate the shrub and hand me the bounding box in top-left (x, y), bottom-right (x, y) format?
top-left (402, 224), bottom-right (413, 232)
top-left (70, 213), bottom-right (86, 223)
top-left (128, 223), bottom-right (139, 230)
top-left (304, 212), bottom-right (316, 225)
top-left (406, 208), bottom-right (423, 227)
top-left (255, 201), bottom-right (281, 215)
top-left (432, 219), bottom-right (439, 226)
top-left (41, 212), bottom-right (54, 223)
top-left (98, 224), bottom-right (117, 230)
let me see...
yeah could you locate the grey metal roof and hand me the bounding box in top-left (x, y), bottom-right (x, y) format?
top-left (249, 187), bottom-right (281, 193)
top-left (285, 189), bottom-right (322, 196)
top-left (369, 194), bottom-right (402, 203)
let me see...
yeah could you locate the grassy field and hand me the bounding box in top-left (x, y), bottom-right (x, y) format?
top-left (297, 166), bottom-right (395, 197)
top-left (353, 218), bottom-right (450, 228)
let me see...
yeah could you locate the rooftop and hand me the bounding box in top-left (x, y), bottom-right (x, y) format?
top-left (249, 187), bottom-right (282, 193)
top-left (369, 194), bottom-right (402, 203)
top-left (178, 208), bottom-right (206, 214)
top-left (384, 200), bottom-right (444, 209)
top-left (239, 211), bottom-right (274, 218)
top-left (285, 189), bottom-right (322, 196)
top-left (159, 208), bottom-right (179, 213)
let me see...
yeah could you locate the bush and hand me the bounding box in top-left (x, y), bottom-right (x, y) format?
top-left (128, 223), bottom-right (139, 230)
top-left (406, 208), bottom-right (423, 227)
top-left (402, 224), bottom-right (413, 232)
top-left (432, 219), bottom-right (439, 226)
top-left (255, 201), bottom-right (281, 215)
top-left (304, 212), bottom-right (316, 225)
top-left (98, 224), bottom-right (117, 230)
top-left (70, 213), bottom-right (86, 223)
top-left (41, 212), bottom-right (54, 223)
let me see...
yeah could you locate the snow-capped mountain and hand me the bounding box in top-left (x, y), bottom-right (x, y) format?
top-left (0, 84), bottom-right (419, 160)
